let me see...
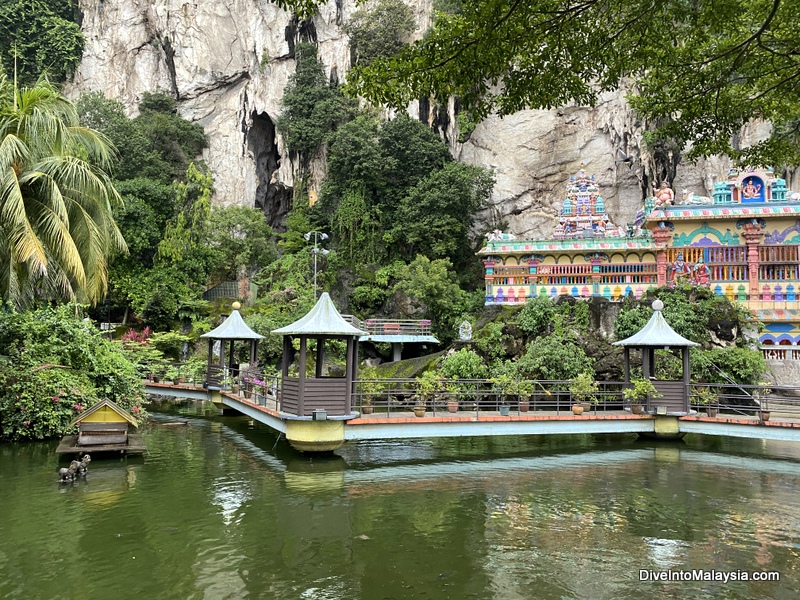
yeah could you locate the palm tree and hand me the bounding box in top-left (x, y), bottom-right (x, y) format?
top-left (0, 76), bottom-right (126, 306)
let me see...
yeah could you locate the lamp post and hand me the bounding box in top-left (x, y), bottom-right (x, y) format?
top-left (304, 231), bottom-right (329, 300)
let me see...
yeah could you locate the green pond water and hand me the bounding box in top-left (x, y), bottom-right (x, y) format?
top-left (2, 402), bottom-right (800, 600)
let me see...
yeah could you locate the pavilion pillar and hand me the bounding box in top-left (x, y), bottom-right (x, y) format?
top-left (316, 337), bottom-right (324, 378)
top-left (392, 342), bottom-right (402, 362)
top-left (298, 337), bottom-right (307, 416)
top-left (623, 347), bottom-right (630, 383)
top-left (742, 222), bottom-right (764, 297)
top-left (206, 340), bottom-right (214, 383)
top-left (345, 337), bottom-right (354, 413)
top-left (228, 340), bottom-right (236, 377)
top-left (250, 340), bottom-right (258, 366)
top-left (281, 337), bottom-right (291, 378)
top-left (682, 347), bottom-right (691, 412)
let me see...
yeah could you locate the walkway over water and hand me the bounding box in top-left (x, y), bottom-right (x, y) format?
top-left (145, 380), bottom-right (800, 450)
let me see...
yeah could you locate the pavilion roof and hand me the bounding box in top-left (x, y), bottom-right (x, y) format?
top-left (612, 300), bottom-right (700, 348)
top-left (201, 307), bottom-right (264, 340)
top-left (272, 293), bottom-right (367, 337)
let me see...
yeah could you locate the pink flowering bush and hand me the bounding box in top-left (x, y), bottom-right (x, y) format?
top-left (0, 305), bottom-right (148, 441)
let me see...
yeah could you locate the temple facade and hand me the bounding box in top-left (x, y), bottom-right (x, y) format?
top-left (478, 166), bottom-right (800, 349)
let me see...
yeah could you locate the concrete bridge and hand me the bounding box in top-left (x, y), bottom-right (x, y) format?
top-left (145, 381), bottom-right (800, 453)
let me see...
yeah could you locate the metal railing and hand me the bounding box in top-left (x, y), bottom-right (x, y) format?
top-left (351, 379), bottom-right (634, 417)
top-left (342, 316), bottom-right (433, 336)
top-left (142, 367), bottom-right (800, 421)
top-left (689, 382), bottom-right (800, 419)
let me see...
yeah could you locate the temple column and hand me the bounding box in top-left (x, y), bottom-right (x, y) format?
top-left (742, 222), bottom-right (764, 298)
top-left (652, 227), bottom-right (674, 288)
top-left (590, 257), bottom-right (602, 296)
top-left (527, 259), bottom-right (539, 297)
top-left (483, 260), bottom-right (495, 302)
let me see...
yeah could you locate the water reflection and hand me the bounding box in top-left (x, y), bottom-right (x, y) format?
top-left (1, 406), bottom-right (800, 599)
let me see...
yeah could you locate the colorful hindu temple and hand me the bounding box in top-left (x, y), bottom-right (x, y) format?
top-left (478, 166), bottom-right (800, 348)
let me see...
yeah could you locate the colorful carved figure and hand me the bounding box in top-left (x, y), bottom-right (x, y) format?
top-left (693, 259), bottom-right (710, 286)
top-left (669, 252), bottom-right (692, 285)
top-left (742, 178), bottom-right (762, 199)
top-left (654, 182), bottom-right (675, 208)
top-left (681, 190), bottom-right (713, 205)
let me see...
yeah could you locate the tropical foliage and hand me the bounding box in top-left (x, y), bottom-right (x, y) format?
top-left (0, 77), bottom-right (126, 307)
top-left (0, 0), bottom-right (83, 85)
top-left (0, 304), bottom-right (146, 441)
top-left (335, 0), bottom-right (800, 166)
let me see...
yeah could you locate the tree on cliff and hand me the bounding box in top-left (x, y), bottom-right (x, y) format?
top-left (0, 77), bottom-right (126, 307)
top-left (0, 0), bottom-right (83, 85)
top-left (279, 0), bottom-right (800, 166)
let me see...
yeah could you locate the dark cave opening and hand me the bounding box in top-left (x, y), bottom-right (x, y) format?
top-left (248, 111), bottom-right (292, 232)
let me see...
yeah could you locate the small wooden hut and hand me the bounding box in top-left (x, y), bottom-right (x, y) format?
top-left (57, 399), bottom-right (145, 455)
top-left (613, 299), bottom-right (700, 414)
top-left (272, 292), bottom-right (367, 417)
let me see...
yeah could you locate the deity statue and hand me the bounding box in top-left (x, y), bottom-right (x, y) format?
top-left (742, 178), bottom-right (762, 199)
top-left (692, 258), bottom-right (710, 286)
top-left (668, 252), bottom-right (692, 285)
top-left (654, 181), bottom-right (675, 208)
top-left (458, 321), bottom-right (473, 341)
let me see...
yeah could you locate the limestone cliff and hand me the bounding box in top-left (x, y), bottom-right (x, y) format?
top-left (67, 0), bottom-right (776, 236)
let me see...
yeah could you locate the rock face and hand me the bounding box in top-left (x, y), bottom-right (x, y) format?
top-left (67, 0), bottom-right (787, 235)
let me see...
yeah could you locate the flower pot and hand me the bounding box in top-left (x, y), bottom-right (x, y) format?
top-left (519, 400), bottom-right (530, 413)
top-left (413, 406), bottom-right (426, 418)
top-left (760, 410), bottom-right (771, 422)
top-left (362, 406), bottom-right (374, 415)
top-left (631, 404), bottom-right (643, 415)
top-left (231, 385), bottom-right (239, 394)
top-left (572, 404), bottom-right (584, 415)
top-left (705, 407), bottom-right (718, 418)
top-left (581, 402), bottom-right (591, 413)
top-left (499, 405), bottom-right (510, 416)
top-left (447, 401), bottom-right (459, 413)
top-left (152, 376), bottom-right (160, 383)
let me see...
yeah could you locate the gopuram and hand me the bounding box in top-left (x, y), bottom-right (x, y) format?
top-left (478, 166), bottom-right (800, 348)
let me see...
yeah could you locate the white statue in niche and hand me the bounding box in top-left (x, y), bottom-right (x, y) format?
top-left (458, 321), bottom-right (473, 341)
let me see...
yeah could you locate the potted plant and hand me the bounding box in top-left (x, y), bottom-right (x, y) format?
top-left (753, 381), bottom-right (773, 422)
top-left (570, 372), bottom-right (599, 415)
top-left (623, 378), bottom-right (662, 414)
top-left (413, 370), bottom-right (443, 417)
top-left (694, 386), bottom-right (718, 417)
top-left (164, 365), bottom-right (180, 385)
top-left (517, 380), bottom-right (536, 413)
top-left (490, 372), bottom-right (517, 416)
top-left (360, 378), bottom-right (386, 415)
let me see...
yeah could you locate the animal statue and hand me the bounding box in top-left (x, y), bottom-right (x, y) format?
top-left (681, 190), bottom-right (714, 205)
top-left (487, 229), bottom-right (517, 241)
top-left (58, 454), bottom-right (91, 482)
top-left (789, 192), bottom-right (800, 201)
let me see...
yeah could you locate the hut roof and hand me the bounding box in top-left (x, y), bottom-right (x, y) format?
top-left (69, 399), bottom-right (138, 427)
top-left (201, 306), bottom-right (264, 340)
top-left (272, 293), bottom-right (368, 337)
top-left (612, 300), bottom-right (700, 348)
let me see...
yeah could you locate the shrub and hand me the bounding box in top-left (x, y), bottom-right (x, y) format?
top-left (440, 348), bottom-right (487, 380)
top-left (0, 305), bottom-right (146, 441)
top-left (517, 332), bottom-right (594, 381)
top-left (517, 295), bottom-right (555, 336)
